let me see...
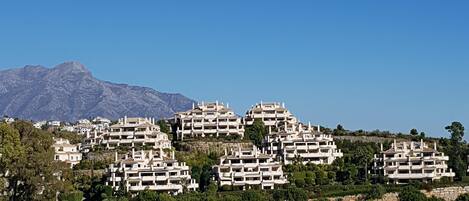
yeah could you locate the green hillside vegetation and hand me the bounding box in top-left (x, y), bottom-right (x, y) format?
top-left (1, 120), bottom-right (468, 201)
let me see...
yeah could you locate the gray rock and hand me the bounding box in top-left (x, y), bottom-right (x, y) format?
top-left (0, 61), bottom-right (195, 122)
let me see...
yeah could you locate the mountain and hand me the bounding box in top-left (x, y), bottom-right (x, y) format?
top-left (0, 61), bottom-right (195, 122)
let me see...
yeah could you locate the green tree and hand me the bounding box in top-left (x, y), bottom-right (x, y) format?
top-left (456, 193), bottom-right (469, 201)
top-left (1, 121), bottom-right (75, 200)
top-left (420, 132), bottom-right (426, 139)
top-left (446, 122), bottom-right (465, 142)
top-left (410, 128), bottom-right (419, 136)
top-left (333, 124), bottom-right (347, 136)
top-left (244, 119), bottom-right (267, 147)
top-left (157, 120), bottom-right (171, 134)
top-left (446, 122), bottom-right (466, 179)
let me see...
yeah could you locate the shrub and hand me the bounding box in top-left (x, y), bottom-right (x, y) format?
top-left (295, 178), bottom-right (306, 188)
top-left (366, 184), bottom-right (385, 200)
top-left (59, 191), bottom-right (84, 201)
top-left (399, 186), bottom-right (427, 201)
top-left (456, 193), bottom-right (469, 201)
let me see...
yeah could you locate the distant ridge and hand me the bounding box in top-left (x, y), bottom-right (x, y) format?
top-left (0, 61), bottom-right (195, 122)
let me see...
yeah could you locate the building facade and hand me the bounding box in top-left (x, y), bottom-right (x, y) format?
top-left (106, 149), bottom-right (198, 195)
top-left (244, 102), bottom-right (297, 133)
top-left (174, 101), bottom-right (244, 140)
top-left (52, 138), bottom-right (82, 168)
top-left (101, 117), bottom-right (171, 149)
top-left (373, 140), bottom-right (455, 184)
top-left (213, 145), bottom-right (288, 190)
top-left (264, 123), bottom-right (343, 165)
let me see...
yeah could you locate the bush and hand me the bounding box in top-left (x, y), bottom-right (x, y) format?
top-left (456, 193), bottom-right (469, 201)
top-left (241, 190), bottom-right (264, 201)
top-left (272, 188), bottom-right (308, 201)
top-left (399, 186), bottom-right (427, 201)
top-left (366, 184), bottom-right (385, 200)
top-left (59, 191), bottom-right (84, 201)
top-left (295, 178), bottom-right (306, 188)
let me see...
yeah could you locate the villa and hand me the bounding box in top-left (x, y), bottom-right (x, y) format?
top-left (52, 138), bottom-right (82, 168)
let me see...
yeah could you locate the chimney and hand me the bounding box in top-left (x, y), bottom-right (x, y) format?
top-left (380, 143), bottom-right (383, 151)
top-left (132, 148), bottom-right (135, 158)
top-left (318, 125), bottom-right (321, 132)
top-left (192, 102), bottom-right (195, 109)
top-left (172, 151), bottom-right (175, 160)
top-left (124, 116), bottom-right (127, 124)
top-left (226, 102), bottom-right (229, 108)
top-left (115, 152), bottom-right (118, 162)
top-left (282, 102), bottom-right (285, 108)
top-left (434, 142), bottom-right (437, 150)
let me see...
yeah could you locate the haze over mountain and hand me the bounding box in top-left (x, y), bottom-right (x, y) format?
top-left (0, 61), bottom-right (195, 122)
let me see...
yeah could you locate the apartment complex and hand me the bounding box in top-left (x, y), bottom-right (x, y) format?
top-left (213, 145), bottom-right (288, 190)
top-left (106, 149), bottom-right (198, 195)
top-left (101, 117), bottom-right (171, 149)
top-left (245, 102), bottom-right (297, 133)
top-left (264, 123), bottom-right (343, 165)
top-left (52, 138), bottom-right (82, 168)
top-left (373, 140), bottom-right (455, 184)
top-left (174, 101), bottom-right (244, 140)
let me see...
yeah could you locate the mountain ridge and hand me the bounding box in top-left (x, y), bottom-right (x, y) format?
top-left (0, 61), bottom-right (195, 122)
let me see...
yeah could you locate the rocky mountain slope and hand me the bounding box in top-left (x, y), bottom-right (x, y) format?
top-left (0, 61), bottom-right (195, 121)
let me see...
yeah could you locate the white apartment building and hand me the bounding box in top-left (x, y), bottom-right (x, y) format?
top-left (373, 140), bottom-right (455, 184)
top-left (245, 102), bottom-right (297, 133)
top-left (1, 117), bottom-right (15, 124)
top-left (52, 138), bottom-right (82, 168)
top-left (33, 121), bottom-right (47, 129)
top-left (264, 123), bottom-right (343, 165)
top-left (175, 101), bottom-right (244, 140)
top-left (213, 145), bottom-right (288, 190)
top-left (48, 121), bottom-right (61, 127)
top-left (101, 117), bottom-right (171, 149)
top-left (81, 125), bottom-right (107, 152)
top-left (106, 149), bottom-right (198, 195)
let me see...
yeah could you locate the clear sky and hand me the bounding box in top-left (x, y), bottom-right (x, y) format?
top-left (0, 1), bottom-right (468, 139)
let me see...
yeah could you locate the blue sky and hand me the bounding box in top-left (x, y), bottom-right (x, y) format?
top-left (0, 1), bottom-right (468, 138)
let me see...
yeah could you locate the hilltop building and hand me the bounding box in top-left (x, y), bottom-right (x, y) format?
top-left (264, 122), bottom-right (343, 165)
top-left (106, 149), bottom-right (198, 195)
top-left (244, 102), bottom-right (297, 133)
top-left (373, 140), bottom-right (455, 184)
top-left (174, 101), bottom-right (244, 140)
top-left (213, 145), bottom-right (288, 190)
top-left (101, 117), bottom-right (171, 149)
